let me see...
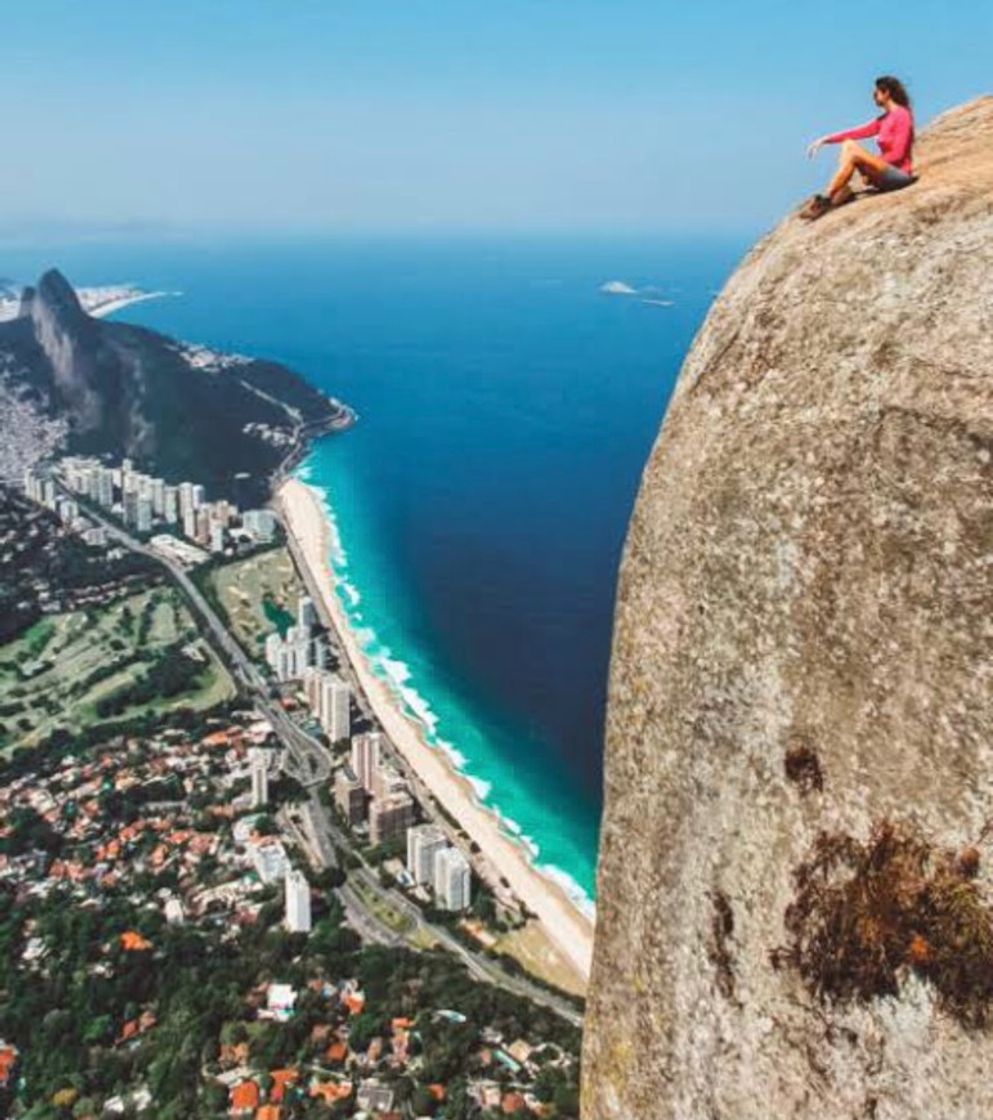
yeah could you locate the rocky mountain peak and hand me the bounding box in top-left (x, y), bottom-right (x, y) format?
top-left (583, 95), bottom-right (993, 1120)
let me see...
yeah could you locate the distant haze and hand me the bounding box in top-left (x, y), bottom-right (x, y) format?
top-left (2, 1), bottom-right (990, 238)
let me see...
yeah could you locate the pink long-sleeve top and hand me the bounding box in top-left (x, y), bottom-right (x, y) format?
top-left (826, 104), bottom-right (915, 173)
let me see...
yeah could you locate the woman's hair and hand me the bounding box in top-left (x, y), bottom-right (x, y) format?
top-left (875, 75), bottom-right (911, 108)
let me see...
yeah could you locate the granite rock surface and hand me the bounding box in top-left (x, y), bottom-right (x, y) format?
top-left (583, 96), bottom-right (993, 1120)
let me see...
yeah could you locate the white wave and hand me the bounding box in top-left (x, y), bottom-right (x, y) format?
top-left (599, 279), bottom-right (638, 295)
top-left (640, 297), bottom-right (675, 308)
top-left (538, 862), bottom-right (597, 919)
top-left (436, 739), bottom-right (469, 771)
top-left (464, 773), bottom-right (492, 800)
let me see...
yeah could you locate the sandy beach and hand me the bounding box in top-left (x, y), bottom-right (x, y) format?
top-left (87, 290), bottom-right (177, 318)
top-left (277, 476), bottom-right (595, 984)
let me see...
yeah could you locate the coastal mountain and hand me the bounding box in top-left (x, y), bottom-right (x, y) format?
top-left (583, 96), bottom-right (993, 1118)
top-left (0, 269), bottom-right (345, 503)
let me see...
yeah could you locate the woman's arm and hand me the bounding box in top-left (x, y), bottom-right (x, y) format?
top-left (823, 118), bottom-right (881, 144)
top-left (807, 117), bottom-right (881, 158)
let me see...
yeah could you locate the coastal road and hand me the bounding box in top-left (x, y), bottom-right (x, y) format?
top-left (70, 492), bottom-right (582, 1026)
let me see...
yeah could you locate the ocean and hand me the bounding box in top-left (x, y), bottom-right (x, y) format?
top-left (4, 233), bottom-right (748, 907)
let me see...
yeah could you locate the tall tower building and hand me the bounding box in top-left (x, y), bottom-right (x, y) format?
top-left (97, 467), bottom-right (115, 509)
top-left (320, 675), bottom-right (350, 744)
top-left (369, 791), bottom-right (414, 846)
top-left (284, 869), bottom-right (312, 933)
top-left (150, 477), bottom-right (166, 516)
top-left (434, 846), bottom-right (471, 911)
top-left (250, 749), bottom-right (269, 808)
top-left (334, 765), bottom-right (367, 825)
top-left (297, 595), bottom-right (317, 632)
top-left (179, 481), bottom-right (195, 521)
top-left (136, 496), bottom-right (153, 534)
top-left (350, 732), bottom-right (383, 793)
top-left (407, 824), bottom-right (448, 886)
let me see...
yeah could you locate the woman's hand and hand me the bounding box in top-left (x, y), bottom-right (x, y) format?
top-left (806, 137), bottom-right (827, 159)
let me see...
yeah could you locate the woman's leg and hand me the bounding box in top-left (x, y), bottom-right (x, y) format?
top-left (826, 140), bottom-right (892, 197)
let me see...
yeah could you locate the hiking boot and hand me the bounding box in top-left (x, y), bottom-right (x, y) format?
top-left (799, 194), bottom-right (832, 221)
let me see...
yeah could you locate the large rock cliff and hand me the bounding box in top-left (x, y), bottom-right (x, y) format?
top-left (583, 96), bottom-right (993, 1120)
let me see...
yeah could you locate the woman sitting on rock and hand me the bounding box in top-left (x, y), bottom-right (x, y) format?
top-left (800, 75), bottom-right (915, 220)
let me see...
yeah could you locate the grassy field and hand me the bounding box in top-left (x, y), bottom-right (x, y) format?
top-left (206, 546), bottom-right (305, 660)
top-left (0, 587), bottom-right (235, 752)
top-left (494, 921), bottom-right (588, 998)
top-left (350, 876), bottom-right (419, 939)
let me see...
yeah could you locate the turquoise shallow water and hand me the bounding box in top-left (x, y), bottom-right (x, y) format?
top-left (3, 234), bottom-right (749, 904)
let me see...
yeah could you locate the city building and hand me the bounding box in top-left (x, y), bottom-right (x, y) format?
top-left (284, 869), bottom-right (312, 933)
top-left (163, 485), bottom-right (179, 524)
top-left (82, 526), bottom-right (107, 548)
top-left (96, 467), bottom-right (114, 509)
top-left (372, 761), bottom-right (407, 802)
top-left (319, 674), bottom-right (350, 743)
top-left (333, 765), bottom-right (366, 826)
top-left (406, 824), bottom-right (447, 886)
top-left (350, 732), bottom-right (384, 794)
top-left (433, 846), bottom-right (472, 911)
top-left (210, 521), bottom-right (226, 553)
top-left (136, 496), bottom-right (153, 534)
top-left (178, 481), bottom-right (195, 520)
top-left (242, 508), bottom-right (277, 542)
top-left (249, 749), bottom-right (269, 808)
top-left (265, 600), bottom-right (324, 682)
top-left (251, 839), bottom-right (289, 884)
top-left (150, 477), bottom-right (166, 516)
top-left (369, 790), bottom-right (414, 846)
top-left (297, 595), bottom-right (317, 631)
top-left (194, 507), bottom-right (212, 547)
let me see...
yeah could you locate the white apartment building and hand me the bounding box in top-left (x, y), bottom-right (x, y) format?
top-left (249, 748), bottom-right (269, 808)
top-left (284, 869), bottom-right (312, 933)
top-left (433, 846), bottom-right (472, 911)
top-left (406, 823), bottom-right (447, 886)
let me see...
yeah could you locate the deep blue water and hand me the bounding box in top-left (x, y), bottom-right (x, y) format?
top-left (3, 234), bottom-right (748, 903)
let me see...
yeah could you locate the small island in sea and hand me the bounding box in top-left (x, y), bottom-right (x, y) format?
top-left (0, 269), bottom-right (585, 1116)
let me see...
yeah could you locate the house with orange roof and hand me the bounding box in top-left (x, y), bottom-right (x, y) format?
top-left (426, 1084), bottom-right (447, 1102)
top-left (502, 1091), bottom-right (528, 1114)
top-left (255, 1106), bottom-right (280, 1120)
top-left (229, 1079), bottom-right (260, 1116)
top-left (309, 1080), bottom-right (353, 1105)
top-left (342, 991), bottom-right (365, 1016)
top-left (0, 1044), bottom-right (18, 1087)
top-left (391, 1016), bottom-right (415, 1031)
top-left (119, 930), bottom-right (152, 951)
top-left (268, 1069), bottom-right (299, 1103)
top-left (325, 1039), bottom-right (348, 1064)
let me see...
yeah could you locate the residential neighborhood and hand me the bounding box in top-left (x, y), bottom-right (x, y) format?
top-left (0, 479), bottom-right (583, 1118)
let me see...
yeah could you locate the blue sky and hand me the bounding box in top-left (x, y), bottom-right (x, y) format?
top-left (1, 1), bottom-right (989, 236)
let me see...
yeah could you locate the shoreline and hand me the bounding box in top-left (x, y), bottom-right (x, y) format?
top-left (88, 290), bottom-right (179, 318)
top-left (276, 475), bottom-right (595, 985)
